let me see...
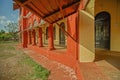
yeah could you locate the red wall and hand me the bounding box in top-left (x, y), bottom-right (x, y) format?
top-left (67, 13), bottom-right (79, 60)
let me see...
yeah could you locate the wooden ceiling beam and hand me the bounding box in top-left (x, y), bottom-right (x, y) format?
top-left (59, 0), bottom-right (65, 19)
top-left (51, 11), bottom-right (76, 24)
top-left (14, 0), bottom-right (51, 24)
top-left (43, 0), bottom-right (80, 19)
top-left (13, 3), bottom-right (20, 10)
top-left (14, 0), bottom-right (41, 18)
top-left (28, 2), bottom-right (44, 17)
top-left (13, 0), bottom-right (80, 24)
top-left (13, 0), bottom-right (23, 6)
top-left (23, 0), bottom-right (32, 5)
top-left (13, 0), bottom-right (32, 6)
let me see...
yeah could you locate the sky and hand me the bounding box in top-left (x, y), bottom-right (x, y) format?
top-left (0, 0), bottom-right (19, 31)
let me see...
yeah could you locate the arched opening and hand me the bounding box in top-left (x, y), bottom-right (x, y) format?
top-left (95, 12), bottom-right (110, 50)
top-left (46, 27), bottom-right (48, 40)
top-left (33, 20), bottom-right (38, 44)
top-left (59, 22), bottom-right (65, 46)
top-left (43, 27), bottom-right (48, 46)
top-left (53, 26), bottom-right (56, 40)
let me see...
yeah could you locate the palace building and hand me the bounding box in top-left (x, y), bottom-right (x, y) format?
top-left (13, 0), bottom-right (120, 79)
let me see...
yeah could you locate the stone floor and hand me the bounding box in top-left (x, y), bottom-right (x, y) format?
top-left (79, 62), bottom-right (109, 80)
top-left (23, 48), bottom-right (120, 80)
top-left (23, 49), bottom-right (77, 80)
top-left (79, 50), bottom-right (120, 80)
top-left (95, 50), bottom-right (120, 80)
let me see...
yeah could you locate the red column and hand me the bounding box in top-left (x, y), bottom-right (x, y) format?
top-left (38, 27), bottom-right (43, 47)
top-left (21, 7), bottom-right (28, 48)
top-left (22, 31), bottom-right (28, 48)
top-left (32, 29), bottom-right (36, 45)
top-left (28, 30), bottom-right (32, 45)
top-left (48, 24), bottom-right (55, 50)
top-left (21, 19), bottom-right (28, 48)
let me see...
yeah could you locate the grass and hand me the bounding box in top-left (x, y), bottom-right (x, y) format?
top-left (0, 41), bottom-right (50, 80)
top-left (21, 55), bottom-right (50, 80)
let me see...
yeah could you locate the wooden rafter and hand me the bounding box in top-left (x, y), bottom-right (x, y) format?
top-left (52, 10), bottom-right (76, 24)
top-left (14, 0), bottom-right (43, 20)
top-left (23, 0), bottom-right (32, 5)
top-left (43, 1), bottom-right (80, 19)
top-left (27, 2), bottom-right (44, 17)
top-left (13, 3), bottom-right (20, 10)
top-left (13, 0), bottom-right (32, 6)
top-left (13, 0), bottom-right (80, 23)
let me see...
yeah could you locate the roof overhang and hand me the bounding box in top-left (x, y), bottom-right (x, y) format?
top-left (13, 0), bottom-right (81, 24)
top-left (13, 2), bottom-right (20, 10)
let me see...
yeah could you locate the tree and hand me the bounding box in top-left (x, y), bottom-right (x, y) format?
top-left (4, 22), bottom-right (19, 41)
top-left (0, 30), bottom-right (5, 34)
top-left (0, 33), bottom-right (12, 41)
top-left (4, 22), bottom-right (18, 33)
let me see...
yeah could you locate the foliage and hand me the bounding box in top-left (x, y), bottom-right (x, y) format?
top-left (0, 30), bottom-right (5, 34)
top-left (4, 22), bottom-right (18, 33)
top-left (0, 22), bottom-right (19, 41)
top-left (4, 22), bottom-right (19, 41)
top-left (0, 33), bottom-right (13, 41)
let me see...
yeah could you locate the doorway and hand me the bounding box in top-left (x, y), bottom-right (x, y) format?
top-left (95, 12), bottom-right (110, 50)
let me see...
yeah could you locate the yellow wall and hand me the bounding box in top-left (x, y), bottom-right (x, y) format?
top-left (42, 27), bottom-right (47, 44)
top-left (53, 24), bottom-right (60, 45)
top-left (85, 0), bottom-right (95, 16)
top-left (79, 10), bottom-right (95, 62)
top-left (95, 0), bottom-right (120, 51)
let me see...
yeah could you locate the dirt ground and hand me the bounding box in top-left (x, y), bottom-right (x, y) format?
top-left (0, 41), bottom-right (49, 80)
top-left (1, 41), bottom-right (120, 80)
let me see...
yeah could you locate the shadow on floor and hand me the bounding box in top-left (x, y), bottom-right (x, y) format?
top-left (95, 49), bottom-right (120, 70)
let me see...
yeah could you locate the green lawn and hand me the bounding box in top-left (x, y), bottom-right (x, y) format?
top-left (0, 41), bottom-right (50, 80)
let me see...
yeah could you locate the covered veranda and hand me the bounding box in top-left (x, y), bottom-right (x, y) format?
top-left (13, 0), bottom-right (87, 79)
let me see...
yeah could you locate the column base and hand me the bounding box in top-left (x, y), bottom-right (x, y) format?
top-left (48, 47), bottom-right (55, 50)
top-left (38, 45), bottom-right (43, 47)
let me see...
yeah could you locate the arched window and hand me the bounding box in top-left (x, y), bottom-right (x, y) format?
top-left (34, 19), bottom-right (38, 27)
top-left (59, 22), bottom-right (65, 46)
top-left (29, 23), bottom-right (32, 29)
top-left (95, 11), bottom-right (110, 50)
top-left (53, 26), bottom-right (56, 40)
top-left (46, 27), bottom-right (48, 40)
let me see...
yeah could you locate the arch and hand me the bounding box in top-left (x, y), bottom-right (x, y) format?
top-left (33, 19), bottom-right (38, 44)
top-left (33, 19), bottom-right (38, 27)
top-left (46, 27), bottom-right (48, 40)
top-left (95, 11), bottom-right (111, 50)
top-left (53, 26), bottom-right (56, 40)
top-left (29, 23), bottom-right (32, 29)
top-left (59, 22), bottom-right (65, 46)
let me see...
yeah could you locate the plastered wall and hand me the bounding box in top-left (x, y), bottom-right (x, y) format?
top-left (95, 0), bottom-right (120, 51)
top-left (79, 10), bottom-right (95, 62)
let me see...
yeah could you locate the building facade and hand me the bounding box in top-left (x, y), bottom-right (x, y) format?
top-left (14, 0), bottom-right (120, 79)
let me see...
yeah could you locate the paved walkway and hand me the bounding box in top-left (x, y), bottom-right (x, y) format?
top-left (79, 62), bottom-right (109, 80)
top-left (23, 49), bottom-right (77, 80)
top-left (79, 50), bottom-right (120, 80)
top-left (95, 50), bottom-right (120, 80)
top-left (23, 48), bottom-right (120, 80)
